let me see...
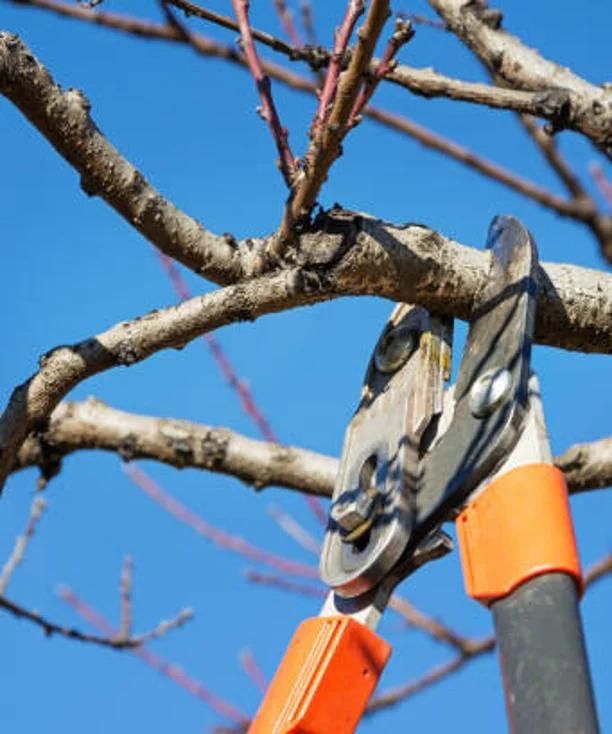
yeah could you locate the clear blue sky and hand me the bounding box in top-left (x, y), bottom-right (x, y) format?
top-left (1, 1), bottom-right (610, 732)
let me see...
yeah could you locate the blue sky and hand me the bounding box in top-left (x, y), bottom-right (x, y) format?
top-left (1, 1), bottom-right (611, 732)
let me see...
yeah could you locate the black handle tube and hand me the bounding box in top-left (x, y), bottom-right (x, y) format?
top-left (492, 573), bottom-right (599, 734)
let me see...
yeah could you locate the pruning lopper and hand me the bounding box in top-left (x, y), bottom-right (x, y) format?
top-left (249, 217), bottom-right (600, 734)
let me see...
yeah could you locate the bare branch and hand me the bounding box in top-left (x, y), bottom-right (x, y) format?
top-left (267, 504), bottom-right (322, 554)
top-left (277, 0), bottom-right (392, 248)
top-left (590, 163), bottom-right (612, 209)
top-left (0, 595), bottom-right (147, 649)
top-left (0, 493), bottom-right (46, 595)
top-left (272, 0), bottom-right (303, 47)
top-left (118, 555), bottom-right (133, 640)
top-left (13, 399), bottom-right (612, 496)
top-left (312, 0), bottom-right (365, 135)
top-left (367, 640), bottom-right (492, 713)
top-left (59, 586), bottom-right (248, 724)
top-left (123, 463), bottom-right (318, 578)
top-left (348, 17), bottom-right (415, 128)
top-left (555, 438), bottom-right (612, 494)
top-left (231, 0), bottom-right (296, 186)
top-left (427, 0), bottom-right (612, 155)
top-left (4, 22), bottom-right (605, 248)
top-left (239, 648), bottom-right (268, 694)
top-left (1, 218), bottom-right (611, 484)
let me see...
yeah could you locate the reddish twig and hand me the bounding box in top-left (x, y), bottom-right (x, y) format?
top-left (15, 0), bottom-right (592, 238)
top-left (267, 504), bottom-right (321, 555)
top-left (239, 648), bottom-right (268, 693)
top-left (118, 555), bottom-right (133, 640)
top-left (388, 594), bottom-right (480, 654)
top-left (349, 16), bottom-right (414, 127)
top-left (58, 584), bottom-right (193, 645)
top-left (59, 586), bottom-right (247, 724)
top-left (0, 491), bottom-right (46, 595)
top-left (366, 638), bottom-right (494, 714)
top-left (273, 0), bottom-right (303, 47)
top-left (245, 569), bottom-right (326, 598)
top-left (311, 0), bottom-right (365, 135)
top-left (123, 463), bottom-right (318, 579)
top-left (590, 162), bottom-right (612, 209)
top-left (231, 0), bottom-right (296, 186)
top-left (298, 0), bottom-right (318, 47)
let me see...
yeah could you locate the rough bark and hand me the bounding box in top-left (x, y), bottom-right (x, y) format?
top-left (13, 399), bottom-right (337, 496)
top-left (13, 400), bottom-right (612, 496)
top-left (428, 0), bottom-right (612, 155)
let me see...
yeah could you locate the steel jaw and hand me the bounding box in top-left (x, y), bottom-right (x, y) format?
top-left (319, 303), bottom-right (452, 599)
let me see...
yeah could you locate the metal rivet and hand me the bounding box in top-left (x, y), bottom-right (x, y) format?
top-left (330, 455), bottom-right (379, 543)
top-left (469, 367), bottom-right (512, 418)
top-left (374, 326), bottom-right (417, 374)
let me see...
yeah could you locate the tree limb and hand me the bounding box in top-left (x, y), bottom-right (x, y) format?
top-left (13, 399), bottom-right (337, 496)
top-left (0, 206), bottom-right (611, 491)
top-left (13, 400), bottom-right (612, 495)
top-left (427, 0), bottom-right (612, 156)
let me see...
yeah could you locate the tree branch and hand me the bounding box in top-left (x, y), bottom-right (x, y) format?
top-left (13, 400), bottom-right (612, 496)
top-left (1, 204), bottom-right (611, 491)
top-left (13, 399), bottom-right (337, 495)
top-left (555, 437), bottom-right (612, 494)
top-left (427, 0), bottom-right (612, 156)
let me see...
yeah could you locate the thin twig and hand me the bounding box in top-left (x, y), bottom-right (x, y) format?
top-left (299, 0), bottom-right (318, 47)
top-left (239, 648), bottom-right (268, 693)
top-left (118, 555), bottom-right (133, 640)
top-left (59, 586), bottom-right (247, 723)
top-left (0, 595), bottom-right (143, 649)
top-left (0, 492), bottom-right (47, 596)
top-left (584, 553), bottom-right (612, 587)
top-left (520, 115), bottom-right (586, 199)
top-left (123, 463), bottom-right (319, 578)
top-left (12, 0), bottom-right (599, 237)
top-left (273, 0), bottom-right (303, 47)
top-left (156, 252), bottom-right (328, 525)
top-left (349, 16), bottom-right (414, 128)
top-left (267, 504), bottom-right (321, 555)
top-left (277, 0), bottom-right (391, 247)
top-left (366, 638), bottom-right (494, 713)
top-left (397, 11), bottom-right (448, 31)
top-left (231, 0), bottom-right (296, 186)
top-left (311, 0), bottom-right (365, 135)
top-left (590, 163), bottom-right (612, 209)
top-left (388, 593), bottom-right (480, 654)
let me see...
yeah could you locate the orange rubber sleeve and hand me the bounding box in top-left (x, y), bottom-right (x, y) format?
top-left (456, 463), bottom-right (583, 605)
top-left (248, 616), bottom-right (391, 734)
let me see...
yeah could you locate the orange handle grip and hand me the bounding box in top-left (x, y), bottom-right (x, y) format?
top-left (248, 616), bottom-right (391, 734)
top-left (456, 463), bottom-right (583, 605)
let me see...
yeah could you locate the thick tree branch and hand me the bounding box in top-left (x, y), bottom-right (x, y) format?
top-left (13, 400), bottom-right (612, 495)
top-left (13, 399), bottom-right (337, 496)
top-left (1, 207), bottom-right (611, 490)
top-left (0, 268), bottom-right (323, 493)
top-left (427, 0), bottom-right (612, 156)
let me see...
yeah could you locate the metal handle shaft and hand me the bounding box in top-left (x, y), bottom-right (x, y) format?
top-left (492, 573), bottom-right (599, 734)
